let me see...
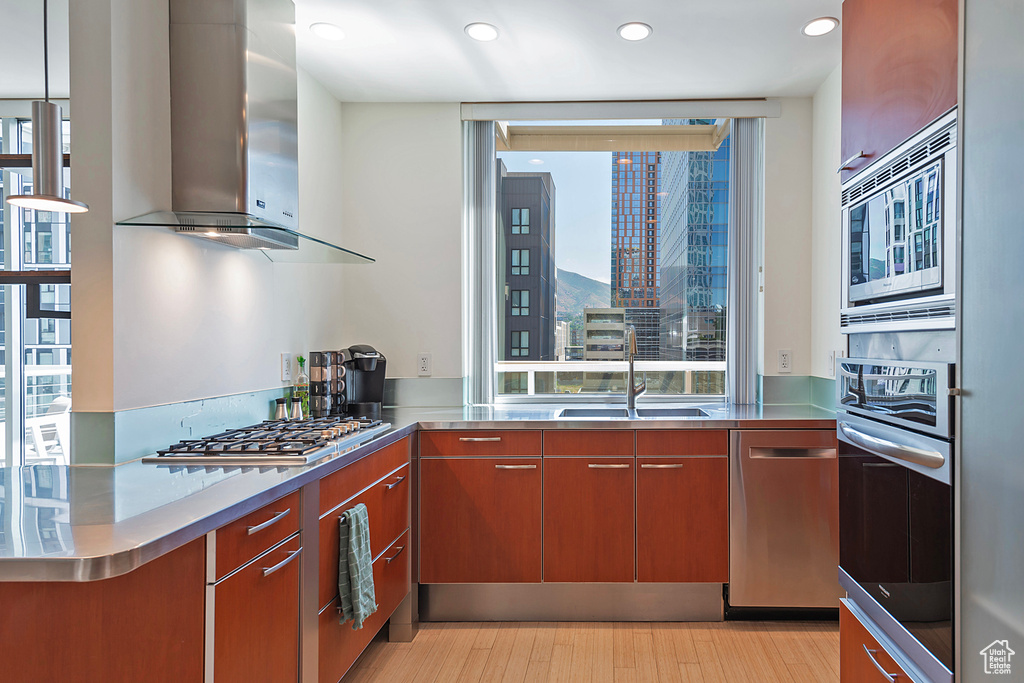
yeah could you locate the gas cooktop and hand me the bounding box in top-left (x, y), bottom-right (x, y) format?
top-left (142, 416), bottom-right (391, 466)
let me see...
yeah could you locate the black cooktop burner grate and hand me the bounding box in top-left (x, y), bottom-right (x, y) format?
top-left (155, 417), bottom-right (384, 457)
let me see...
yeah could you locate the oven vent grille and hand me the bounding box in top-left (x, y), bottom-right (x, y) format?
top-left (842, 122), bottom-right (956, 207)
top-left (841, 302), bottom-right (956, 329)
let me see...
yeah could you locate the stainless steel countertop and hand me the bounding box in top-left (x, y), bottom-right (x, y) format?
top-left (0, 402), bottom-right (833, 582)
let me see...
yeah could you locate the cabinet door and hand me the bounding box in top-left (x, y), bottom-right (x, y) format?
top-left (420, 457), bottom-right (543, 583)
top-left (840, 602), bottom-right (912, 681)
top-left (214, 536), bottom-right (301, 683)
top-left (544, 457), bottom-right (634, 583)
top-left (637, 456), bottom-right (728, 582)
top-left (841, 0), bottom-right (958, 181)
top-left (319, 531), bottom-right (411, 683)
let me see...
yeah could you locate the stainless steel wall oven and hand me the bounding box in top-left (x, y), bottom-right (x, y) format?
top-left (837, 358), bottom-right (954, 682)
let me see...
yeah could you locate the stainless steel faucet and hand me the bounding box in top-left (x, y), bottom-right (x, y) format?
top-left (625, 324), bottom-right (647, 409)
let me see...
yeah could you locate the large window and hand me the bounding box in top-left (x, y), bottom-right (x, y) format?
top-left (1, 116), bottom-right (73, 465)
top-left (493, 119), bottom-right (730, 399)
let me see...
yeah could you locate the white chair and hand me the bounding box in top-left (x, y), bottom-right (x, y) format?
top-left (25, 396), bottom-right (71, 465)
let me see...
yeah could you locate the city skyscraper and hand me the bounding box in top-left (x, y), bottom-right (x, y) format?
top-left (610, 151), bottom-right (662, 359)
top-left (497, 159), bottom-right (556, 361)
top-left (658, 120), bottom-right (731, 362)
top-left (610, 151), bottom-right (661, 309)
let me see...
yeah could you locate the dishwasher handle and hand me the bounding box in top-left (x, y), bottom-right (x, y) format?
top-left (748, 447), bottom-right (835, 459)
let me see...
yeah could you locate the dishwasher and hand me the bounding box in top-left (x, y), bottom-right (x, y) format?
top-left (729, 430), bottom-right (841, 609)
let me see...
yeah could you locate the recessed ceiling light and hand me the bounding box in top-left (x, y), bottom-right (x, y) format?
top-left (310, 22), bottom-right (345, 41)
top-left (617, 157), bottom-right (632, 165)
top-left (528, 158), bottom-right (544, 165)
top-left (801, 17), bottom-right (839, 37)
top-left (465, 22), bottom-right (499, 42)
top-left (618, 22), bottom-right (653, 41)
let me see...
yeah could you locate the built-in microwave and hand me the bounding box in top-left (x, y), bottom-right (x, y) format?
top-left (841, 109), bottom-right (957, 334)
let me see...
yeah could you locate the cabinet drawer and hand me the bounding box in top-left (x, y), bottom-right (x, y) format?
top-left (318, 530), bottom-right (411, 683)
top-left (320, 436), bottom-right (411, 515)
top-left (420, 430), bottom-right (542, 456)
top-left (840, 602), bottom-right (912, 682)
top-left (543, 430), bottom-right (634, 456)
top-left (216, 491), bottom-right (300, 580)
top-left (420, 457), bottom-right (543, 583)
top-left (319, 464), bottom-right (409, 610)
top-left (215, 535), bottom-right (301, 683)
top-left (636, 430), bottom-right (727, 456)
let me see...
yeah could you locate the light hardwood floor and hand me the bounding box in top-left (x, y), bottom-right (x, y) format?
top-left (344, 621), bottom-right (840, 682)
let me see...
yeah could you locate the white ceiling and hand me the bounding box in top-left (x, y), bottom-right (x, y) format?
top-left (0, 0), bottom-right (70, 99)
top-left (0, 0), bottom-right (842, 103)
top-left (295, 0), bottom-right (843, 102)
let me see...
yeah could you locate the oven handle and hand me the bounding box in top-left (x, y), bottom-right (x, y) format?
top-left (839, 421), bottom-right (945, 469)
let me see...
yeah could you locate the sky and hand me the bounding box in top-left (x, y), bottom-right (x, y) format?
top-left (498, 150), bottom-right (612, 284)
top-left (497, 119), bottom-right (661, 285)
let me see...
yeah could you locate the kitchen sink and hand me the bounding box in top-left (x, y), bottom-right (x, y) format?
top-left (634, 407), bottom-right (709, 418)
top-left (557, 408), bottom-right (630, 419)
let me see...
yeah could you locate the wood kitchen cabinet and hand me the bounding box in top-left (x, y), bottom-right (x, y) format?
top-left (636, 430), bottom-right (729, 583)
top-left (636, 456), bottom-right (728, 583)
top-left (841, 601), bottom-right (913, 681)
top-left (318, 436), bottom-right (412, 682)
top-left (420, 457), bottom-right (543, 583)
top-left (543, 457), bottom-right (635, 583)
top-left (840, 0), bottom-right (958, 181)
top-left (0, 538), bottom-right (206, 683)
top-left (319, 530), bottom-right (410, 683)
top-left (213, 535), bottom-right (301, 683)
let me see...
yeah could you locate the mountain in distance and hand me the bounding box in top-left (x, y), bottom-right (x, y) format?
top-left (556, 268), bottom-right (610, 320)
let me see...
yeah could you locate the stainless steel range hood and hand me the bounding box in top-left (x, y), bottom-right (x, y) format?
top-left (118, 0), bottom-right (373, 264)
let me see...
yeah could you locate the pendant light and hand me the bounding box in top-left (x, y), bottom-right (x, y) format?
top-left (6, 0), bottom-right (88, 214)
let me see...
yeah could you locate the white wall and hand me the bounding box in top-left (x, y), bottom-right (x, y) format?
top-left (762, 97), bottom-right (814, 377)
top-left (809, 65), bottom-right (844, 379)
top-left (109, 69), bottom-right (348, 410)
top-left (338, 103), bottom-right (464, 380)
top-left (69, 0), bottom-right (353, 411)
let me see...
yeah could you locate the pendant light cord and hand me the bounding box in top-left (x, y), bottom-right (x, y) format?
top-left (43, 0), bottom-right (49, 103)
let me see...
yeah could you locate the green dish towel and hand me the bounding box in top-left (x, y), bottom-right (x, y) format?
top-left (338, 503), bottom-right (377, 629)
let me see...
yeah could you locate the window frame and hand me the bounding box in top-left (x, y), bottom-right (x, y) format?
top-left (465, 114), bottom-right (764, 405)
top-left (1, 112), bottom-right (74, 465)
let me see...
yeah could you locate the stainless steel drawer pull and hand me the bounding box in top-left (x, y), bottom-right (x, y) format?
top-left (588, 463), bottom-right (630, 469)
top-left (641, 463), bottom-right (684, 469)
top-left (247, 508), bottom-right (291, 535)
top-left (385, 475), bottom-right (406, 490)
top-left (459, 437), bottom-right (502, 442)
top-left (862, 645), bottom-right (897, 682)
top-left (262, 548), bottom-right (301, 577)
top-left (495, 464), bottom-right (536, 469)
top-left (385, 545), bottom-right (406, 565)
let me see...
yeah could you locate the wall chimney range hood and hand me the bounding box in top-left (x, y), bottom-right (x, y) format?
top-left (118, 0), bottom-right (372, 265)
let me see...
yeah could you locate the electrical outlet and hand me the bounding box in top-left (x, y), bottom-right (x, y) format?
top-left (417, 353), bottom-right (432, 377)
top-left (778, 349), bottom-right (793, 374)
top-left (281, 353), bottom-right (293, 382)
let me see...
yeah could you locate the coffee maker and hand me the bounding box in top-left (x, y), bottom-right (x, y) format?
top-left (341, 344), bottom-right (386, 419)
